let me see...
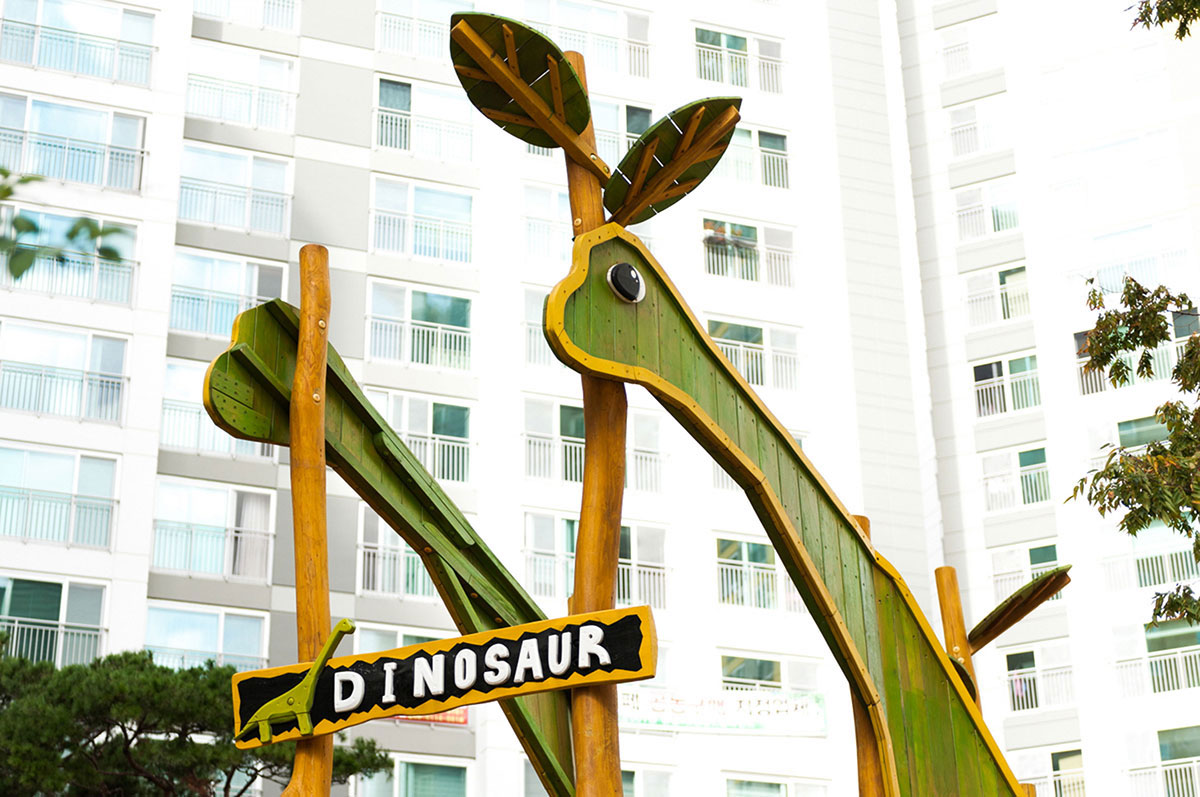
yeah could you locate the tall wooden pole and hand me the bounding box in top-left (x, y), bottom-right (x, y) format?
top-left (935, 566), bottom-right (977, 700)
top-left (562, 50), bottom-right (627, 797)
top-left (282, 244), bottom-right (333, 797)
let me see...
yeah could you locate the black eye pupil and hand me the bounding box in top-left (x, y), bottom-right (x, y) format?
top-left (607, 262), bottom-right (644, 303)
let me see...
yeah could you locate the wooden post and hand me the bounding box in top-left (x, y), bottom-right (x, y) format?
top-left (935, 566), bottom-right (978, 706)
top-left (562, 49), bottom-right (627, 797)
top-left (850, 515), bottom-right (886, 797)
top-left (1020, 785), bottom-right (1037, 796)
top-left (282, 244), bottom-right (333, 797)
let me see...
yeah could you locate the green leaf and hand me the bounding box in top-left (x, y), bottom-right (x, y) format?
top-left (97, 245), bottom-right (121, 262)
top-left (10, 214), bottom-right (37, 235)
top-left (66, 217), bottom-right (102, 241)
top-left (8, 247), bottom-right (36, 278)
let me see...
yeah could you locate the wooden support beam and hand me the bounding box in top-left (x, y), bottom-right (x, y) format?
top-left (547, 55), bottom-right (565, 119)
top-left (502, 23), bottom-right (519, 74)
top-left (480, 107), bottom-right (538, 127)
top-left (673, 104), bottom-right (706, 160)
top-left (626, 137), bottom-right (658, 199)
top-left (453, 63), bottom-right (494, 82)
top-left (451, 20), bottom-right (609, 181)
top-left (936, 566), bottom-right (979, 707)
top-left (281, 244), bottom-right (333, 797)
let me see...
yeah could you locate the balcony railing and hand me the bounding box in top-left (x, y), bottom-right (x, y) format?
top-left (194, 0), bottom-right (298, 31)
top-left (151, 521), bottom-right (272, 582)
top-left (0, 127), bottom-right (142, 191)
top-left (0, 248), bottom-right (134, 304)
top-left (722, 677), bottom-right (782, 692)
top-left (372, 210), bottom-right (472, 262)
top-left (713, 461), bottom-right (739, 490)
top-left (525, 216), bottom-right (573, 264)
top-left (375, 108), bottom-right (472, 161)
top-left (531, 22), bottom-right (649, 78)
top-left (377, 12), bottom-right (447, 58)
top-left (942, 42), bottom-right (970, 78)
top-left (704, 240), bottom-right (793, 287)
top-left (717, 560), bottom-right (806, 613)
top-left (974, 371), bottom-right (1041, 417)
top-left (403, 432), bottom-right (469, 483)
top-left (359, 542), bottom-right (436, 598)
top-left (179, 178), bottom-right (289, 235)
top-left (1022, 770), bottom-right (1086, 797)
top-left (983, 463), bottom-right (1050, 512)
top-left (617, 561), bottom-right (667, 608)
top-left (696, 43), bottom-right (748, 87)
top-left (629, 449), bottom-right (661, 492)
top-left (170, 286), bottom-right (266, 337)
top-left (0, 616), bottom-right (103, 667)
top-left (1006, 665), bottom-right (1073, 711)
top-left (992, 563), bottom-right (1061, 602)
top-left (1103, 547), bottom-right (1198, 593)
top-left (957, 201), bottom-right (1019, 240)
top-left (1128, 757), bottom-right (1200, 797)
top-left (712, 339), bottom-right (798, 390)
top-left (1117, 645), bottom-right (1200, 697)
top-left (716, 141), bottom-right (789, 188)
top-left (967, 281), bottom-right (1030, 327)
top-left (0, 360), bottom-right (126, 423)
top-left (146, 645), bottom-right (265, 673)
top-left (524, 321), bottom-right (560, 367)
top-left (523, 434), bottom-right (585, 482)
top-left (367, 317), bottom-right (472, 370)
top-left (0, 21), bottom-right (152, 85)
top-left (0, 486), bottom-right (114, 548)
top-left (161, 399), bottom-right (273, 459)
top-left (526, 549), bottom-right (575, 600)
top-left (1076, 342), bottom-right (1182, 396)
top-left (186, 75), bottom-right (295, 131)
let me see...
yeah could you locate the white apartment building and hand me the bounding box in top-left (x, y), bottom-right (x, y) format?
top-left (0, 0), bottom-right (1195, 795)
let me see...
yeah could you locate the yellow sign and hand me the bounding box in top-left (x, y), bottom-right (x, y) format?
top-left (232, 605), bottom-right (656, 749)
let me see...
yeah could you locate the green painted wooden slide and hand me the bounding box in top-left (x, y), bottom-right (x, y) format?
top-left (203, 300), bottom-right (575, 795)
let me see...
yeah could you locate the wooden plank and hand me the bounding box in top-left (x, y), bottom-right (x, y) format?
top-left (634, 260), bottom-right (659, 374)
top-left (920, 641), bottom-right (959, 796)
top-left (818, 501), bottom-right (844, 607)
top-left (673, 104), bottom-right (706, 159)
top-left (901, 610), bottom-right (936, 796)
top-left (839, 530), bottom-right (865, 656)
top-left (875, 580), bottom-right (911, 794)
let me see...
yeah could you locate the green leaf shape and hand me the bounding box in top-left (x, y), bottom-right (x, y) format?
top-left (450, 12), bottom-right (590, 148)
top-left (603, 97), bottom-right (742, 225)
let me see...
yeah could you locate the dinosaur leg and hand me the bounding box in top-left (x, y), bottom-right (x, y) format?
top-left (258, 720), bottom-right (272, 744)
top-left (297, 712), bottom-right (313, 735)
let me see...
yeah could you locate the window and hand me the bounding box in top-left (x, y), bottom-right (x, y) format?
top-left (161, 359), bottom-right (272, 459)
top-left (373, 177), bottom-right (473, 261)
top-left (939, 17), bottom-right (1000, 79)
top-left (1158, 726), bottom-right (1200, 762)
top-left (358, 503), bottom-right (437, 599)
top-left (947, 95), bottom-right (1009, 158)
top-left (523, 287), bottom-right (560, 366)
top-left (0, 575), bottom-right (103, 666)
top-left (0, 93), bottom-right (144, 189)
top-left (366, 388), bottom-right (471, 482)
top-left (179, 145), bottom-right (290, 234)
top-left (0, 205), bottom-right (136, 303)
top-left (0, 445), bottom-right (115, 547)
top-left (727, 781), bottom-right (783, 797)
top-left (718, 127), bottom-right (790, 188)
top-left (717, 537), bottom-right (779, 609)
top-left (964, 265), bottom-right (1028, 327)
top-left (590, 100), bottom-right (653, 166)
top-left (1003, 644), bottom-right (1073, 712)
top-left (620, 769), bottom-right (671, 796)
top-left (955, 181), bottom-right (1018, 240)
top-left (619, 524), bottom-right (666, 608)
top-left (525, 1), bottom-right (649, 78)
top-left (170, 251), bottom-right (283, 336)
top-left (360, 757), bottom-right (467, 797)
top-left (695, 27), bottom-right (782, 92)
top-left (193, 0), bottom-right (297, 32)
top-left (972, 353), bottom-right (1040, 417)
top-left (524, 511), bottom-right (576, 599)
top-left (151, 479), bottom-right (274, 582)
top-left (376, 0), bottom-right (474, 59)
top-left (367, 280), bottom-right (473, 369)
top-left (0, 0), bottom-right (153, 84)
top-left (981, 447), bottom-right (1049, 511)
top-left (1118, 416), bottom-right (1169, 448)
top-left (1091, 225), bottom-right (1168, 294)
top-left (186, 42), bottom-right (294, 131)
top-left (708, 319), bottom-right (798, 390)
top-left (722, 654), bottom-right (781, 691)
top-left (523, 185), bottom-right (572, 263)
top-left (628, 413), bottom-right (662, 492)
top-left (523, 398), bottom-right (585, 481)
top-left (376, 77), bottom-right (472, 160)
top-left (991, 544), bottom-right (1061, 601)
top-left (0, 321), bottom-right (127, 423)
top-left (1175, 309), bottom-right (1199, 341)
top-left (703, 218), bottom-right (794, 287)
top-left (144, 603), bottom-right (265, 672)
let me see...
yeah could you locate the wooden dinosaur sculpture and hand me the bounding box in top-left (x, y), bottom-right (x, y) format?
top-left (236, 618), bottom-right (356, 744)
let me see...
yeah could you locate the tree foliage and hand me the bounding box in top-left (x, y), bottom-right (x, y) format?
top-left (0, 644), bottom-right (391, 796)
top-left (1132, 0), bottom-right (1200, 39)
top-left (1071, 277), bottom-right (1200, 625)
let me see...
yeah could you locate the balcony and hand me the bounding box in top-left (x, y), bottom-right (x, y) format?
top-left (1117, 645), bottom-right (1200, 697)
top-left (717, 141), bottom-right (789, 188)
top-left (403, 432), bottom-right (469, 483)
top-left (186, 76), bottom-right (295, 131)
top-left (993, 563), bottom-right (1061, 602)
top-left (629, 449), bottom-right (661, 492)
top-left (525, 550), bottom-right (666, 608)
top-left (1022, 771), bottom-right (1085, 797)
top-left (957, 199), bottom-right (1018, 240)
top-left (375, 108), bottom-right (472, 161)
top-left (0, 247), bottom-right (134, 305)
top-left (967, 281), bottom-right (1030, 327)
top-left (525, 216), bottom-right (573, 264)
top-left (983, 462), bottom-right (1050, 512)
top-left (974, 370), bottom-right (1041, 417)
top-left (161, 399), bottom-right (273, 459)
top-left (377, 12), bottom-right (447, 58)
top-left (524, 321), bottom-right (561, 367)
top-left (151, 521), bottom-right (272, 582)
top-left (526, 550), bottom-right (575, 600)
top-left (1006, 665), bottom-right (1073, 711)
top-left (713, 461), bottom-right (739, 490)
top-left (533, 23), bottom-right (649, 78)
top-left (372, 210), bottom-right (472, 262)
top-left (0, 21), bottom-right (152, 85)
top-left (616, 561), bottom-right (666, 608)
top-left (359, 542), bottom-right (436, 599)
top-left (717, 560), bottom-right (806, 613)
top-left (524, 433), bottom-right (584, 482)
top-left (704, 240), bottom-right (792, 287)
top-left (712, 339), bottom-right (798, 391)
top-left (1077, 341), bottom-right (1184, 396)
top-left (368, 317), bottom-right (471, 370)
top-left (695, 44), bottom-right (781, 93)
top-left (0, 128), bottom-right (142, 191)
top-left (1128, 757), bottom-right (1200, 797)
top-left (0, 486), bottom-right (114, 548)
top-left (146, 645), bottom-right (265, 672)
top-left (0, 616), bottom-right (103, 667)
top-left (194, 0), bottom-right (297, 31)
top-left (169, 286), bottom-right (266, 337)
top-left (179, 178), bottom-right (289, 235)
top-left (0, 360), bottom-right (126, 423)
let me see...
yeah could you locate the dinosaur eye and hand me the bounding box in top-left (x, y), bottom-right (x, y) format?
top-left (607, 262), bottom-right (645, 303)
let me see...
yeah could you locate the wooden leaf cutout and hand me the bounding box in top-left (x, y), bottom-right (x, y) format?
top-left (603, 97), bottom-right (742, 226)
top-left (450, 12), bottom-right (608, 180)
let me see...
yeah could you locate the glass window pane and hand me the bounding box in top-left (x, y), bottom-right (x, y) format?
top-left (145, 607), bottom-right (219, 651)
top-left (524, 290), bottom-right (545, 323)
top-left (110, 115), bottom-right (142, 148)
top-left (1051, 750), bottom-right (1083, 772)
top-left (621, 771), bottom-right (635, 797)
top-left (376, 179), bottom-right (409, 213)
top-left (4, 0), bottom-right (35, 23)
top-left (559, 405), bottom-right (585, 439)
top-left (727, 780), bottom-right (782, 797)
top-left (182, 146), bottom-right (247, 184)
top-left (695, 28), bottom-right (721, 45)
top-left (0, 447), bottom-right (23, 486)
top-left (360, 766), bottom-right (396, 797)
top-left (1007, 355), bottom-right (1036, 374)
top-left (1173, 310), bottom-right (1199, 339)
top-left (359, 628), bottom-right (398, 653)
top-left (1017, 448), bottom-right (1046, 468)
top-left (1, 324), bottom-right (87, 369)
top-left (65, 584), bottom-right (102, 625)
top-left (633, 415), bottom-right (658, 449)
top-left (25, 450), bottom-right (74, 492)
top-left (758, 131), bottom-right (786, 152)
top-left (716, 538), bottom-right (742, 561)
top-left (619, 525), bottom-right (631, 561)
top-left (708, 320), bottom-right (763, 344)
top-left (432, 404), bottom-right (469, 438)
top-left (1145, 619), bottom-right (1200, 652)
top-left (120, 11), bottom-right (154, 44)
top-left (372, 283), bottom-right (407, 317)
top-left (1159, 726), bottom-right (1200, 761)
top-left (637, 527), bottom-right (665, 563)
top-left (413, 187), bottom-right (472, 222)
top-left (626, 106), bottom-right (651, 135)
top-left (90, 336), bottom-right (126, 373)
top-left (77, 457), bottom-right (115, 498)
top-left (9, 579), bottom-right (62, 621)
top-left (401, 761), bottom-right (466, 796)
top-left (251, 158), bottom-right (286, 192)
top-left (1005, 651), bottom-right (1035, 671)
top-left (524, 399), bottom-right (552, 434)
top-left (222, 614), bottom-right (263, 656)
top-left (380, 80), bottom-right (412, 111)
top-left (1118, 416), bottom-right (1168, 447)
top-left (402, 633), bottom-right (437, 646)
top-left (746, 541), bottom-right (775, 565)
top-left (591, 101), bottom-right (619, 132)
top-left (1028, 545), bottom-right (1057, 566)
top-left (31, 100), bottom-right (106, 142)
top-left (526, 513), bottom-right (554, 551)
top-left (407, 397), bottom-right (429, 434)
top-left (723, 34), bottom-right (747, 51)
top-left (411, 292), bottom-right (471, 328)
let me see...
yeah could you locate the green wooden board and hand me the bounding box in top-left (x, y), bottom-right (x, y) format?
top-left (450, 12), bottom-right (590, 149)
top-left (548, 228), bottom-right (1024, 796)
top-left (204, 300), bottom-right (575, 797)
top-left (603, 97), bottom-right (741, 225)
top-left (968, 564), bottom-right (1072, 652)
